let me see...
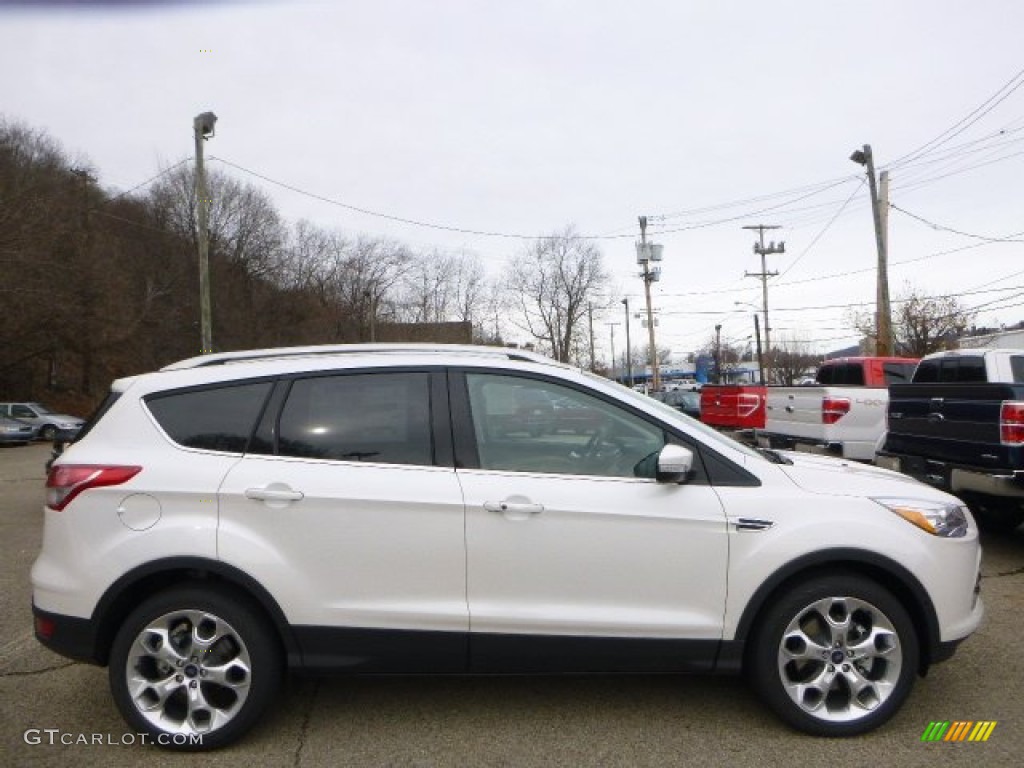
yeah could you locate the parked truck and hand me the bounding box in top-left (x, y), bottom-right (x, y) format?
top-left (699, 384), bottom-right (766, 432)
top-left (757, 356), bottom-right (919, 461)
top-left (876, 348), bottom-right (1024, 530)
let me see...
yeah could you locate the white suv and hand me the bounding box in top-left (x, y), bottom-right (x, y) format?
top-left (32, 344), bottom-right (983, 749)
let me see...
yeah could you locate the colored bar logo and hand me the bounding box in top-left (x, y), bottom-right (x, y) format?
top-left (921, 721), bottom-right (997, 742)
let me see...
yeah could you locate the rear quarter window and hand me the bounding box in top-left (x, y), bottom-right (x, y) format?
top-left (146, 381), bottom-right (273, 452)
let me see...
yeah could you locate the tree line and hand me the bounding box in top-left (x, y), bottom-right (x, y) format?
top-left (0, 117), bottom-right (611, 412)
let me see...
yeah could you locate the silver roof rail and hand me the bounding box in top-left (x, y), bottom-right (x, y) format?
top-left (161, 343), bottom-right (569, 371)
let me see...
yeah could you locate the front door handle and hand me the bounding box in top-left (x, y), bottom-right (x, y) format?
top-left (483, 497), bottom-right (545, 519)
top-left (245, 483), bottom-right (304, 504)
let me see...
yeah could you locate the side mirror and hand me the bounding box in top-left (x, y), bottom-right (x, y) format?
top-left (656, 443), bottom-right (694, 484)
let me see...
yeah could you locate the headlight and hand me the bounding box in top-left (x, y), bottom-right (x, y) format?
top-left (873, 497), bottom-right (969, 538)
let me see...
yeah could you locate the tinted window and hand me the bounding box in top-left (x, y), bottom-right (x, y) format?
top-left (882, 363), bottom-right (915, 384)
top-left (466, 373), bottom-right (664, 478)
top-left (955, 356), bottom-right (987, 382)
top-left (913, 360), bottom-right (939, 383)
top-left (278, 372), bottom-right (433, 465)
top-left (147, 382), bottom-right (272, 452)
top-left (818, 363), bottom-right (864, 386)
top-left (1011, 355), bottom-right (1024, 383)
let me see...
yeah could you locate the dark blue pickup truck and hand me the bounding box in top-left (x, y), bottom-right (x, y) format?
top-left (877, 349), bottom-right (1024, 530)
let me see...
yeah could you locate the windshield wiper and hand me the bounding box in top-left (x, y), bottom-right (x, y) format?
top-left (756, 447), bottom-right (793, 465)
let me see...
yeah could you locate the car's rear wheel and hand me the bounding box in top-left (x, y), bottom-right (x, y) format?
top-left (748, 574), bottom-right (919, 736)
top-left (108, 585), bottom-right (281, 750)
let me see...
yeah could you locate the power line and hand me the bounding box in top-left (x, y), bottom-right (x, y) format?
top-left (886, 65), bottom-right (1024, 170)
top-left (889, 204), bottom-right (1024, 243)
top-left (212, 156), bottom-right (634, 241)
top-left (777, 178), bottom-right (866, 279)
top-left (99, 157), bottom-right (193, 206)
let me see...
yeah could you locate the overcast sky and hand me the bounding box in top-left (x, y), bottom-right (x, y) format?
top-left (3, 0), bottom-right (1023, 360)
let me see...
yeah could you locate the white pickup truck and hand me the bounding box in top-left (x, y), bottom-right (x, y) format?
top-left (757, 356), bottom-right (918, 461)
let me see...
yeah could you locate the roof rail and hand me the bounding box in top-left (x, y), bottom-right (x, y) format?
top-left (161, 343), bottom-right (569, 371)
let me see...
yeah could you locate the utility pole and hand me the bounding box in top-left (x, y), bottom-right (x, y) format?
top-left (637, 216), bottom-right (663, 391)
top-left (753, 313), bottom-right (764, 385)
top-left (622, 298), bottom-right (633, 388)
top-left (743, 224), bottom-right (783, 384)
top-left (587, 303), bottom-right (596, 371)
top-left (714, 324), bottom-right (722, 384)
top-left (193, 111), bottom-right (217, 354)
top-left (850, 145), bottom-right (893, 356)
top-left (606, 322), bottom-right (621, 382)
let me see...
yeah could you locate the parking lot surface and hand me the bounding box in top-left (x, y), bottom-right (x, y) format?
top-left (2, 443), bottom-right (1022, 767)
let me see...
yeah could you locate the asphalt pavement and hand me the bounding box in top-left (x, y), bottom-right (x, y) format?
top-left (2, 443), bottom-right (1022, 767)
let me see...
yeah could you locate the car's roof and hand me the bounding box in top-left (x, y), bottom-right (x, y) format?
top-left (114, 344), bottom-right (578, 394)
top-left (162, 343), bottom-right (568, 371)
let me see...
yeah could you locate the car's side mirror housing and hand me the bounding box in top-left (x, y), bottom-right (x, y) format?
top-left (656, 443), bottom-right (694, 484)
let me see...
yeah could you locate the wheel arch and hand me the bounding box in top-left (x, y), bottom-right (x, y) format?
top-left (90, 557), bottom-right (301, 667)
top-left (720, 548), bottom-right (941, 676)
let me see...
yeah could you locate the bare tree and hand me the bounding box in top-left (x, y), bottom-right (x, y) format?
top-left (503, 227), bottom-right (609, 363)
top-left (849, 282), bottom-right (975, 357)
top-left (771, 335), bottom-right (820, 385)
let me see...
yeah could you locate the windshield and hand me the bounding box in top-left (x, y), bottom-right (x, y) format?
top-left (28, 402), bottom-right (52, 414)
top-left (583, 373), bottom-right (766, 462)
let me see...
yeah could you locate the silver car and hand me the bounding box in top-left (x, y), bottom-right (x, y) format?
top-left (0, 415), bottom-right (36, 445)
top-left (0, 402), bottom-right (84, 441)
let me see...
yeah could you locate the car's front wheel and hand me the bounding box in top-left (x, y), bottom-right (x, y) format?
top-left (108, 585), bottom-right (282, 750)
top-left (748, 574), bottom-right (919, 736)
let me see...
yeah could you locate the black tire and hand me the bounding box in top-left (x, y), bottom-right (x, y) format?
top-left (969, 497), bottom-right (1024, 533)
top-left (39, 424), bottom-right (57, 441)
top-left (747, 574), bottom-right (919, 737)
top-left (108, 584), bottom-right (282, 751)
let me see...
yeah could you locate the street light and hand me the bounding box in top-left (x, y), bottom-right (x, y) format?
top-left (735, 301), bottom-right (765, 385)
top-left (850, 144), bottom-right (892, 355)
top-left (194, 111), bottom-right (217, 354)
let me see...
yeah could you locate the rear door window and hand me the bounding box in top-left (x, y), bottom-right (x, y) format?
top-left (277, 372), bottom-right (434, 466)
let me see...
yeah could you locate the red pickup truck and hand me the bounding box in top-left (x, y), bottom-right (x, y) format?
top-left (700, 384), bottom-right (766, 430)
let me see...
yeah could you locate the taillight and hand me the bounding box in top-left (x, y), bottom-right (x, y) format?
top-left (45, 465), bottom-right (141, 511)
top-left (1001, 401), bottom-right (1024, 445)
top-left (822, 396), bottom-right (851, 425)
top-left (736, 393), bottom-right (762, 418)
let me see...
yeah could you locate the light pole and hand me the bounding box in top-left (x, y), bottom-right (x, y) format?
top-left (622, 298), bottom-right (633, 388)
top-left (850, 144), bottom-right (893, 356)
top-left (193, 111), bottom-right (217, 354)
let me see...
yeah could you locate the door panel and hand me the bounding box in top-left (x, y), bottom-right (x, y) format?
top-left (217, 370), bottom-right (468, 638)
top-left (458, 372), bottom-right (729, 642)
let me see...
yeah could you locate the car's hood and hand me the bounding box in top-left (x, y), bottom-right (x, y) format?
top-left (48, 413), bottom-right (84, 424)
top-left (776, 451), bottom-right (957, 502)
